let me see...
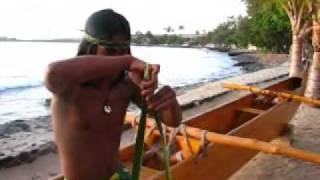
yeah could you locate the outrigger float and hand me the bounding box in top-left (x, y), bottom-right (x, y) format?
top-left (52, 77), bottom-right (320, 180)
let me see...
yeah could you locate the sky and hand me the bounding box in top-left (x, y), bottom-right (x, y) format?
top-left (0, 0), bottom-right (247, 40)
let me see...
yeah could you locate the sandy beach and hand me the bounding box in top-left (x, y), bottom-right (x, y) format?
top-left (1, 53), bottom-right (319, 180)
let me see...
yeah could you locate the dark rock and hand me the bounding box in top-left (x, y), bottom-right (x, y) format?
top-left (45, 98), bottom-right (51, 107)
top-left (231, 53), bottom-right (266, 73)
top-left (234, 61), bottom-right (254, 66)
top-left (0, 120), bottom-right (31, 136)
top-left (206, 47), bottom-right (230, 52)
top-left (228, 50), bottom-right (255, 56)
top-left (0, 141), bottom-right (56, 169)
top-left (49, 172), bottom-right (59, 177)
top-left (19, 151), bottom-right (36, 163)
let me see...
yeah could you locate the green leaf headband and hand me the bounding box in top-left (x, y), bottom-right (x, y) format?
top-left (83, 31), bottom-right (130, 49)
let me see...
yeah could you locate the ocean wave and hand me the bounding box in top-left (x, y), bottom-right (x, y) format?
top-left (0, 76), bottom-right (43, 93)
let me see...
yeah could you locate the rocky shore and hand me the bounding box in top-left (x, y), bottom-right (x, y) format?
top-left (0, 116), bottom-right (54, 169)
top-left (231, 53), bottom-right (289, 72)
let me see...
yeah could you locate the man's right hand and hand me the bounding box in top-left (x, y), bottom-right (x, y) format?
top-left (129, 59), bottom-right (159, 76)
top-left (129, 59), bottom-right (160, 101)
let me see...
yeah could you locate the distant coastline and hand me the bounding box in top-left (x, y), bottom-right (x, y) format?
top-left (0, 38), bottom-right (206, 49)
top-left (0, 38), bottom-right (81, 43)
top-left (0, 38), bottom-right (251, 53)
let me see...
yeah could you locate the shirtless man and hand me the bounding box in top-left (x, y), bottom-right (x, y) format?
top-left (45, 9), bottom-right (182, 180)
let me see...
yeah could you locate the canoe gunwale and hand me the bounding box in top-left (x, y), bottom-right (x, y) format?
top-left (150, 99), bottom-right (300, 180)
top-left (143, 78), bottom-right (302, 180)
top-left (121, 78), bottom-right (302, 180)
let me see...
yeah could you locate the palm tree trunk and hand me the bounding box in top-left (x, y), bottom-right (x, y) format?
top-left (305, 21), bottom-right (320, 100)
top-left (305, 52), bottom-right (320, 99)
top-left (289, 34), bottom-right (303, 77)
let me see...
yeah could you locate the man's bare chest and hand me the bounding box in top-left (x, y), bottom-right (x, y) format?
top-left (76, 78), bottom-right (137, 113)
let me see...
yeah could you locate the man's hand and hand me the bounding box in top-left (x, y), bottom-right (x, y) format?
top-left (146, 86), bottom-right (175, 111)
top-left (129, 59), bottom-right (181, 127)
top-left (146, 86), bottom-right (182, 127)
top-left (129, 59), bottom-right (160, 101)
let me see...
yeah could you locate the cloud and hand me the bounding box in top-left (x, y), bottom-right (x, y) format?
top-left (0, 0), bottom-right (246, 39)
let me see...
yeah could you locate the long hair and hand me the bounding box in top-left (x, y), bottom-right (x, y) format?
top-left (77, 39), bottom-right (98, 55)
top-left (77, 9), bottom-right (131, 56)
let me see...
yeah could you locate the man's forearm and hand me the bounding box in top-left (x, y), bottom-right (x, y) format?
top-left (45, 55), bottom-right (134, 93)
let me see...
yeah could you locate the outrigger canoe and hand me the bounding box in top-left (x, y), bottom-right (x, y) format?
top-left (51, 77), bottom-right (311, 180)
top-left (120, 77), bottom-right (304, 180)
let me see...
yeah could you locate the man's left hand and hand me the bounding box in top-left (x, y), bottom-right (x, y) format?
top-left (146, 86), bottom-right (177, 111)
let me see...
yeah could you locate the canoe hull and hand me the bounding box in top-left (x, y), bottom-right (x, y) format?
top-left (151, 100), bottom-right (300, 180)
top-left (124, 78), bottom-right (302, 180)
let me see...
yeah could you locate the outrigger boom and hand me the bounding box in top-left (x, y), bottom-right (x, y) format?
top-left (126, 114), bottom-right (320, 164)
top-left (223, 83), bottom-right (320, 107)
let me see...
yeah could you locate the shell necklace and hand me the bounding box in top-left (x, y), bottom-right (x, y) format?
top-left (104, 105), bottom-right (112, 114)
top-left (103, 89), bottom-right (112, 114)
top-left (102, 72), bottom-right (125, 115)
top-left (102, 83), bottom-right (112, 115)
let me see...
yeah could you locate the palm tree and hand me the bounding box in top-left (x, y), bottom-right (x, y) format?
top-left (278, 0), bottom-right (312, 77)
top-left (305, 1), bottom-right (320, 100)
top-left (178, 25), bottom-right (184, 31)
top-left (163, 26), bottom-right (174, 34)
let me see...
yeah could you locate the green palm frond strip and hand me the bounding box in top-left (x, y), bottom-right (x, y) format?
top-left (83, 32), bottom-right (130, 49)
top-left (132, 63), bottom-right (173, 180)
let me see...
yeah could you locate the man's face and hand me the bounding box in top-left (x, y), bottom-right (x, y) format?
top-left (96, 35), bottom-right (130, 56)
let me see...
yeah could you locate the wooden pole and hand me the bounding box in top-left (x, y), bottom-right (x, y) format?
top-left (184, 126), bottom-right (320, 164)
top-left (125, 115), bottom-right (320, 164)
top-left (223, 83), bottom-right (320, 106)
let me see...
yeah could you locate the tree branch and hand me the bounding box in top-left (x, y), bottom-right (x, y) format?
top-left (299, 20), bottom-right (313, 39)
top-left (297, 1), bottom-right (306, 29)
top-left (279, 0), bottom-right (290, 15)
top-left (292, 0), bottom-right (298, 18)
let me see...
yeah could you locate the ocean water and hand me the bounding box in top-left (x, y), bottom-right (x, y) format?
top-left (0, 42), bottom-right (243, 124)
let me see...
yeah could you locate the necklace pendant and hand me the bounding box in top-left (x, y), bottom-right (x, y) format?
top-left (104, 105), bottom-right (112, 114)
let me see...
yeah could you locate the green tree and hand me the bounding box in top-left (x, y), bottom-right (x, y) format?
top-left (132, 31), bottom-right (145, 44)
top-left (209, 17), bottom-right (237, 48)
top-left (163, 26), bottom-right (174, 34)
top-left (276, 0), bottom-right (312, 77)
top-left (243, 0), bottom-right (292, 52)
top-left (233, 16), bottom-right (251, 48)
top-left (178, 25), bottom-right (184, 31)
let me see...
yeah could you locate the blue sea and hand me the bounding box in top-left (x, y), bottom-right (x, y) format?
top-left (0, 42), bottom-right (243, 124)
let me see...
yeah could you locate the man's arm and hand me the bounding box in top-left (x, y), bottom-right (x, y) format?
top-left (44, 55), bottom-right (143, 95)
